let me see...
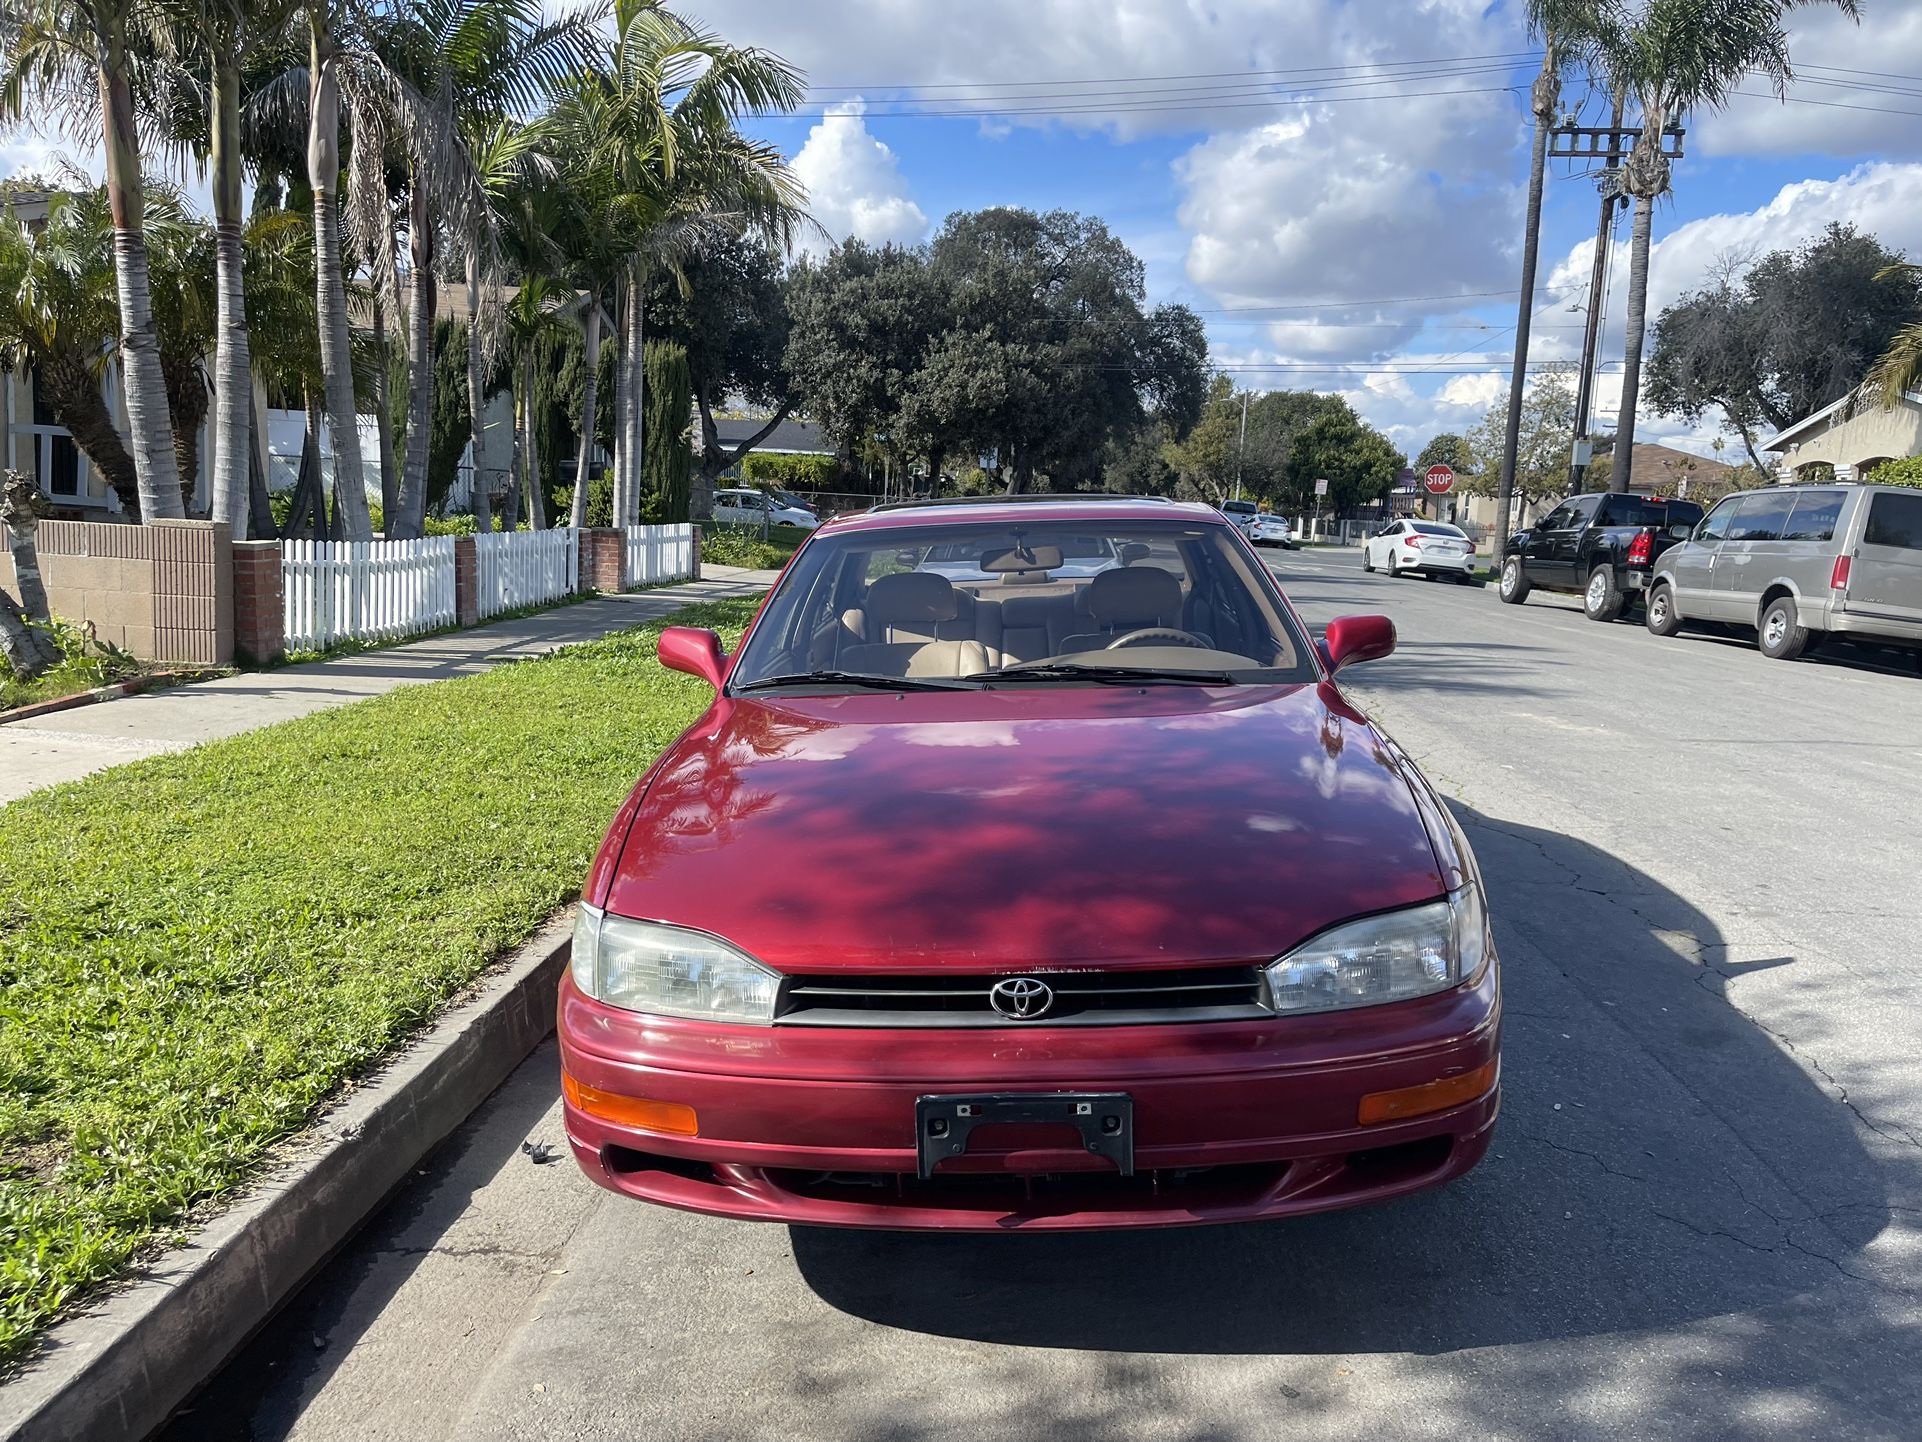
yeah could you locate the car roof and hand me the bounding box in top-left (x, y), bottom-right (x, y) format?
top-left (818, 495), bottom-right (1226, 536)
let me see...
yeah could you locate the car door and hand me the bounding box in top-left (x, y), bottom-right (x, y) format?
top-left (1372, 523), bottom-right (1400, 568)
top-left (712, 491), bottom-right (746, 524)
top-left (1844, 488), bottom-right (1922, 631)
top-left (1548, 495), bottom-right (1600, 587)
top-left (1664, 495), bottom-right (1737, 616)
top-left (1712, 488), bottom-right (1796, 623)
top-left (1525, 500), bottom-right (1579, 588)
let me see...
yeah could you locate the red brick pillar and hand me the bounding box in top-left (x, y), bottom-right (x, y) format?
top-left (578, 528), bottom-right (625, 592)
top-left (454, 536), bottom-right (479, 626)
top-left (690, 525), bottom-right (702, 578)
top-left (231, 540), bottom-right (284, 665)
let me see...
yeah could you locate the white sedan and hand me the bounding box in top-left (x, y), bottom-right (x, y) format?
top-left (712, 488), bottom-right (820, 531)
top-left (1247, 514), bottom-right (1296, 548)
top-left (1363, 520), bottom-right (1477, 580)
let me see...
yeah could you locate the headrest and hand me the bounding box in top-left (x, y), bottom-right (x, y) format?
top-left (1087, 565), bottom-right (1183, 626)
top-left (866, 570), bottom-right (960, 623)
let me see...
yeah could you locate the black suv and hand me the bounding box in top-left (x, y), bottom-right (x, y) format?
top-left (1499, 492), bottom-right (1704, 621)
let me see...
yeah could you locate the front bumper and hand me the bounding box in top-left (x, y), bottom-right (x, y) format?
top-left (557, 959), bottom-right (1500, 1231)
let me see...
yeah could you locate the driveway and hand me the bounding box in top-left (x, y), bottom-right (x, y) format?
top-left (164, 548), bottom-right (1922, 1442)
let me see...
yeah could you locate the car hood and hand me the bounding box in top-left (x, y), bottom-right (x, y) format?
top-left (602, 684), bottom-right (1445, 973)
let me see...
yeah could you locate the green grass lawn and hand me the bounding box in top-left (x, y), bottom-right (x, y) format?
top-left (0, 596), bottom-right (760, 1366)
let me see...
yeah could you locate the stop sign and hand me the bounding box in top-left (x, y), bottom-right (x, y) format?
top-left (1423, 464), bottom-right (1456, 494)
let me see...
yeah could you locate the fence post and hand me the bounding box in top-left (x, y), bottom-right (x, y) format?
top-left (232, 540), bottom-right (285, 665)
top-left (690, 524), bottom-right (701, 578)
top-left (454, 535), bottom-right (478, 627)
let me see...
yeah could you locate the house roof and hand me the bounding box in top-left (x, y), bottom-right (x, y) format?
top-left (1764, 389), bottom-right (1922, 451)
top-left (707, 416), bottom-right (832, 456)
top-left (1620, 442), bottom-right (1734, 481)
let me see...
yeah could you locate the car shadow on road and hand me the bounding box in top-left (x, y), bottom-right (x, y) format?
top-left (791, 806), bottom-right (1915, 1434)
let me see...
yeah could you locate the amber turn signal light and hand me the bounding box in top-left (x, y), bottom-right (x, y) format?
top-left (562, 1071), bottom-right (699, 1136)
top-left (1358, 1057), bottom-right (1498, 1126)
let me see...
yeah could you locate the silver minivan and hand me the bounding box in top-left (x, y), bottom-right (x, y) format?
top-left (1645, 482), bottom-right (1922, 660)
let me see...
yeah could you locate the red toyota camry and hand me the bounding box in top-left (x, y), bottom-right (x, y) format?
top-left (560, 496), bottom-right (1500, 1230)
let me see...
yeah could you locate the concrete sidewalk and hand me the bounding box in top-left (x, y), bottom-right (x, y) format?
top-left (0, 565), bottom-right (776, 805)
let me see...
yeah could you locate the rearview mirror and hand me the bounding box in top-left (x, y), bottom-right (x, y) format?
top-left (658, 626), bottom-right (726, 690)
top-left (1322, 614), bottom-right (1396, 674)
top-left (1119, 542), bottom-right (1151, 564)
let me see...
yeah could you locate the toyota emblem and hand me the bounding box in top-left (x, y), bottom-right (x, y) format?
top-left (988, 976), bottom-right (1054, 1020)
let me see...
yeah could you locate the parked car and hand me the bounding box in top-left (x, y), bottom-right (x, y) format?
top-left (1248, 513), bottom-right (1296, 548)
top-left (712, 488), bottom-right (820, 531)
top-left (1645, 482), bottom-right (1922, 660)
top-left (1498, 492), bottom-right (1703, 619)
top-left (1218, 497), bottom-right (1259, 535)
top-left (560, 496), bottom-right (1500, 1231)
top-left (1363, 520), bottom-right (1477, 581)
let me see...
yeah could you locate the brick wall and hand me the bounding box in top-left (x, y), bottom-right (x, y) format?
top-left (0, 518), bottom-right (234, 665)
top-left (578, 528), bottom-right (625, 592)
top-left (454, 535), bottom-right (479, 627)
top-left (231, 541), bottom-right (283, 664)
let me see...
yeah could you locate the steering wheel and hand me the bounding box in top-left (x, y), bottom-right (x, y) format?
top-left (1107, 627), bottom-right (1210, 651)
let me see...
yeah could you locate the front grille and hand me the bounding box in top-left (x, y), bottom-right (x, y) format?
top-left (774, 966), bottom-right (1270, 1027)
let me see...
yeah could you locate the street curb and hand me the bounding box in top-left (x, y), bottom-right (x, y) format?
top-left (0, 912), bottom-right (574, 1442)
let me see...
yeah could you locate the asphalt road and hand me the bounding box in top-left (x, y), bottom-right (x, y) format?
top-left (164, 548), bottom-right (1922, 1442)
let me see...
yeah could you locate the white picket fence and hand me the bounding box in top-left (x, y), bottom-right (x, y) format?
top-left (625, 523), bottom-right (696, 585)
top-left (475, 528), bottom-right (580, 620)
top-left (282, 537), bottom-right (459, 651)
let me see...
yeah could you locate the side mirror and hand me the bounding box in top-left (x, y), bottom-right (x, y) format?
top-left (1670, 523), bottom-right (1694, 541)
top-left (1322, 614), bottom-right (1396, 674)
top-left (658, 626), bottom-right (726, 690)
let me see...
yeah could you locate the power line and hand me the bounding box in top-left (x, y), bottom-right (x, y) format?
top-left (755, 81), bottom-right (1523, 122)
top-left (803, 51), bottom-right (1540, 93)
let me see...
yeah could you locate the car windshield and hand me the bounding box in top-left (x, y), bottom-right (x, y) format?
top-left (729, 514), bottom-right (1317, 689)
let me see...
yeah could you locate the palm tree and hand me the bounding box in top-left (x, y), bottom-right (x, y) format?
top-left (152, 0), bottom-right (303, 537)
top-left (373, 0), bottom-right (606, 539)
top-left (570, 0), bottom-right (807, 530)
top-left (1599, 0), bottom-right (1860, 487)
top-left (1495, 0), bottom-right (1606, 547)
top-left (1, 0), bottom-right (187, 520)
top-left (1863, 264), bottom-right (1922, 409)
top-left (0, 188), bottom-right (140, 510)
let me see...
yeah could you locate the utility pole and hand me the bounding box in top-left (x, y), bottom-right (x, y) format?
top-left (1552, 109), bottom-right (1685, 497)
top-left (1234, 390), bottom-right (1248, 501)
top-left (1567, 90), bottom-right (1626, 497)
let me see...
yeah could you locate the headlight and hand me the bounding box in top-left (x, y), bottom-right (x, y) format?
top-left (1264, 885), bottom-right (1489, 1015)
top-left (570, 905), bottom-right (780, 1024)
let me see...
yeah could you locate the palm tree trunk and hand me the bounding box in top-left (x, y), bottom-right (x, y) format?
top-left (569, 297), bottom-right (601, 527)
top-left (247, 389), bottom-right (276, 539)
top-left (395, 177), bottom-right (434, 539)
top-left (1497, 55), bottom-right (1555, 550)
top-left (1, 473), bottom-right (55, 629)
top-left (1614, 193), bottom-right (1656, 491)
top-left (616, 272), bottom-right (644, 528)
top-left (208, 54), bottom-right (250, 539)
top-left (0, 589), bottom-right (54, 678)
top-left (306, 22), bottom-right (373, 541)
top-left (523, 349), bottom-right (545, 529)
top-left (371, 290), bottom-right (397, 532)
top-left (37, 351), bottom-right (139, 514)
top-left (466, 251), bottom-right (491, 533)
top-left (97, 28), bottom-right (184, 522)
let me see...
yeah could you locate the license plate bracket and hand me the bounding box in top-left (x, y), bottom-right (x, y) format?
top-left (914, 1092), bottom-right (1134, 1180)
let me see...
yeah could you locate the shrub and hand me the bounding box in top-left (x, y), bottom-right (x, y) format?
top-left (1866, 455), bottom-right (1922, 488)
top-left (739, 452), bottom-right (835, 489)
top-left (699, 525), bottom-right (788, 569)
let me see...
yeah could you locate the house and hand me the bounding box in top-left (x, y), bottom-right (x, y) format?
top-left (1610, 441), bottom-right (1735, 497)
top-left (1763, 390), bottom-right (1922, 481)
top-left (697, 415), bottom-right (833, 472)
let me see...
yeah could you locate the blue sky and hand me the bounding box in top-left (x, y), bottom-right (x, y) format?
top-left (698, 0), bottom-right (1922, 460)
top-left (6, 0), bottom-right (1916, 461)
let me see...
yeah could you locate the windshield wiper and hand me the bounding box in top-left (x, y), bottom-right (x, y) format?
top-left (736, 669), bottom-right (980, 693)
top-left (986, 663), bottom-right (1236, 687)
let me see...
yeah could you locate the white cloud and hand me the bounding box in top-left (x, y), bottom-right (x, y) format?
top-left (1696, 6), bottom-right (1922, 161)
top-left (1544, 161), bottom-right (1922, 444)
top-left (789, 99), bottom-right (928, 256)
